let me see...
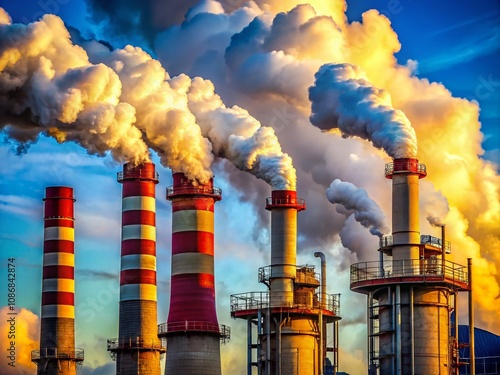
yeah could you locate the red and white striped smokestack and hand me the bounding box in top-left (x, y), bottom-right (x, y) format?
top-left (32, 187), bottom-right (83, 375)
top-left (265, 190), bottom-right (306, 306)
top-left (107, 163), bottom-right (164, 374)
top-left (160, 172), bottom-right (229, 375)
top-left (385, 158), bottom-right (427, 261)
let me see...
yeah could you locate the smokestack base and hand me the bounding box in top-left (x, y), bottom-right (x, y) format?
top-left (167, 172), bottom-right (221, 201)
top-left (265, 190), bottom-right (306, 211)
top-left (385, 158), bottom-right (426, 179)
top-left (118, 162), bottom-right (159, 183)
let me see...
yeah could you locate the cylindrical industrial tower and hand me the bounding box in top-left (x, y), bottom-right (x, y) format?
top-left (231, 189), bottom-right (341, 375)
top-left (350, 158), bottom-right (471, 375)
top-left (268, 190), bottom-right (300, 307)
top-left (158, 172), bottom-right (230, 375)
top-left (32, 187), bottom-right (84, 374)
top-left (107, 163), bottom-right (165, 375)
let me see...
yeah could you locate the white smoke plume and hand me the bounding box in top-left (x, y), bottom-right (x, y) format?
top-left (184, 76), bottom-right (296, 190)
top-left (0, 14), bottom-right (150, 165)
top-left (309, 63), bottom-right (418, 159)
top-left (0, 10), bottom-right (295, 188)
top-left (326, 179), bottom-right (389, 237)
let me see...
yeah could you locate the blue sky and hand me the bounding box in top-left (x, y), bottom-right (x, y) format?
top-left (0, 1), bottom-right (499, 374)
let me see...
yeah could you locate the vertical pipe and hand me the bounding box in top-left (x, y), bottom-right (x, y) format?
top-left (468, 258), bottom-right (475, 375)
top-left (319, 312), bottom-right (323, 375)
top-left (315, 251), bottom-right (327, 375)
top-left (258, 310), bottom-right (263, 375)
top-left (248, 317), bottom-right (253, 375)
top-left (441, 225), bottom-right (446, 276)
top-left (367, 293), bottom-right (372, 373)
top-left (334, 320), bottom-right (339, 375)
top-left (314, 252), bottom-right (327, 309)
top-left (454, 293), bottom-right (459, 375)
top-left (395, 285), bottom-right (402, 375)
top-left (410, 287), bottom-right (414, 375)
top-left (266, 307), bottom-right (271, 375)
top-left (36, 187), bottom-right (82, 375)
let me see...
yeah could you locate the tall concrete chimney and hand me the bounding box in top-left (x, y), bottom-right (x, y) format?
top-left (107, 162), bottom-right (165, 374)
top-left (159, 172), bottom-right (229, 375)
top-left (266, 190), bottom-right (304, 307)
top-left (350, 158), bottom-right (471, 375)
top-left (32, 187), bottom-right (84, 374)
top-left (231, 188), bottom-right (341, 375)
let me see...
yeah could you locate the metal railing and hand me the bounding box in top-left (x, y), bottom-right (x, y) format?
top-left (230, 291), bottom-right (340, 315)
top-left (31, 348), bottom-right (84, 361)
top-left (379, 235), bottom-right (451, 253)
top-left (350, 259), bottom-right (469, 287)
top-left (117, 170), bottom-right (159, 182)
top-left (460, 356), bottom-right (500, 374)
top-left (265, 197), bottom-right (306, 210)
top-left (107, 337), bottom-right (165, 351)
top-left (157, 321), bottom-right (230, 341)
top-left (420, 235), bottom-right (451, 253)
top-left (258, 264), bottom-right (320, 285)
top-left (166, 185), bottom-right (222, 198)
top-left (385, 159), bottom-right (427, 177)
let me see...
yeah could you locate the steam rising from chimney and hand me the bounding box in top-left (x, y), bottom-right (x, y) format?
top-left (427, 215), bottom-right (444, 227)
top-left (0, 11), bottom-right (295, 188)
top-left (309, 63), bottom-right (418, 159)
top-left (326, 179), bottom-right (389, 237)
top-left (186, 77), bottom-right (296, 190)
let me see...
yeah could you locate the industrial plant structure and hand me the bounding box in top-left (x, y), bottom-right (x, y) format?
top-left (107, 163), bottom-right (165, 375)
top-left (158, 172), bottom-right (230, 375)
top-left (32, 186), bottom-right (84, 375)
top-left (231, 189), bottom-right (342, 375)
top-left (349, 158), bottom-right (473, 375)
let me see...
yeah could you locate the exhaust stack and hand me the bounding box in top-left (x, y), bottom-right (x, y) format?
top-left (107, 163), bottom-right (164, 374)
top-left (350, 158), bottom-right (471, 375)
top-left (231, 188), bottom-right (341, 375)
top-left (266, 190), bottom-right (306, 306)
top-left (159, 172), bottom-right (229, 375)
top-left (32, 187), bottom-right (84, 375)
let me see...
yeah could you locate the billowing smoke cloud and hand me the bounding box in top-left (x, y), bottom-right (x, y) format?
top-left (148, 1), bottom-right (500, 335)
top-left (185, 76), bottom-right (296, 190)
top-left (0, 10), bottom-right (295, 188)
top-left (0, 307), bottom-right (39, 374)
top-left (309, 63), bottom-right (418, 159)
top-left (326, 179), bottom-right (389, 237)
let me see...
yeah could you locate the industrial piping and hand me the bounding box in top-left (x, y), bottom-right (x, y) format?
top-left (230, 188), bottom-right (341, 375)
top-left (32, 187), bottom-right (84, 374)
top-left (159, 172), bottom-right (229, 375)
top-left (107, 162), bottom-right (164, 374)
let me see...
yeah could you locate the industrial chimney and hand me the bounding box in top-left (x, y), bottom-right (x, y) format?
top-left (350, 158), bottom-right (471, 374)
top-left (231, 188), bottom-right (341, 375)
top-left (158, 172), bottom-right (230, 375)
top-left (32, 187), bottom-right (84, 375)
top-left (107, 163), bottom-right (165, 374)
